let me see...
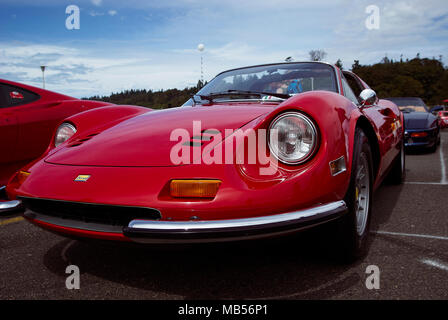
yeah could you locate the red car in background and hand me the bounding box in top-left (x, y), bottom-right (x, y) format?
top-left (0, 80), bottom-right (111, 206)
top-left (6, 62), bottom-right (405, 261)
top-left (439, 111), bottom-right (448, 129)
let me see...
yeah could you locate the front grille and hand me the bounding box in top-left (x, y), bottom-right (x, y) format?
top-left (20, 197), bottom-right (161, 226)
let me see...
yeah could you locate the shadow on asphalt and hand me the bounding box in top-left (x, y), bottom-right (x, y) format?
top-left (404, 144), bottom-right (439, 156)
top-left (43, 231), bottom-right (363, 299)
top-left (41, 180), bottom-right (407, 299)
top-left (370, 183), bottom-right (404, 232)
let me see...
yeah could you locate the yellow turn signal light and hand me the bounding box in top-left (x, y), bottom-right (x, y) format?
top-left (17, 171), bottom-right (31, 185)
top-left (170, 179), bottom-right (222, 198)
top-left (11, 170), bottom-right (31, 187)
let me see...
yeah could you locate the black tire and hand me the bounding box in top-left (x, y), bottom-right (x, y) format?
top-left (333, 128), bottom-right (374, 263)
top-left (429, 141), bottom-right (437, 153)
top-left (387, 139), bottom-right (406, 185)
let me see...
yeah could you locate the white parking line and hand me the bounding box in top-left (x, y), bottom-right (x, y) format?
top-left (405, 182), bottom-right (445, 185)
top-left (421, 258), bottom-right (448, 272)
top-left (440, 138), bottom-right (447, 184)
top-left (405, 135), bottom-right (447, 185)
top-left (373, 230), bottom-right (448, 241)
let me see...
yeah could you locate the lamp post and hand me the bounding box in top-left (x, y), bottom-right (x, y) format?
top-left (197, 44), bottom-right (205, 85)
top-left (40, 66), bottom-right (46, 89)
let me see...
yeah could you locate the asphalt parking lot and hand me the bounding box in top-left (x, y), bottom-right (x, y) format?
top-left (1, 131), bottom-right (447, 300)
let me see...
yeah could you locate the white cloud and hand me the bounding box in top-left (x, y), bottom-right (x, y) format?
top-left (89, 11), bottom-right (104, 17)
top-left (91, 0), bottom-right (102, 7)
top-left (1, 0), bottom-right (448, 99)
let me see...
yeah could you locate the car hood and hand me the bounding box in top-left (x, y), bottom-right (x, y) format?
top-left (404, 112), bottom-right (431, 129)
top-left (45, 105), bottom-right (271, 167)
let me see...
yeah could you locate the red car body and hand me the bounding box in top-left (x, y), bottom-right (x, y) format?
top-left (438, 111), bottom-right (448, 129)
top-left (0, 79), bottom-right (111, 186)
top-left (5, 62), bottom-right (404, 258)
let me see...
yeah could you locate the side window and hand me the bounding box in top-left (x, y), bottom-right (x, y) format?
top-left (341, 76), bottom-right (359, 105)
top-left (0, 85), bottom-right (7, 108)
top-left (344, 72), bottom-right (365, 98)
top-left (0, 83), bottom-right (40, 108)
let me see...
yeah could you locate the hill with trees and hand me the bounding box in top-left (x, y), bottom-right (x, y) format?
top-left (350, 55), bottom-right (447, 106)
top-left (86, 80), bottom-right (205, 109)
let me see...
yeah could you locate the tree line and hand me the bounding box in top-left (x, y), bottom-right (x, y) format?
top-left (87, 56), bottom-right (448, 108)
top-left (86, 80), bottom-right (206, 109)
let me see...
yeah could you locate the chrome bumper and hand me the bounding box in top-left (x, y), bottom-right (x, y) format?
top-left (0, 186), bottom-right (23, 213)
top-left (123, 201), bottom-right (348, 243)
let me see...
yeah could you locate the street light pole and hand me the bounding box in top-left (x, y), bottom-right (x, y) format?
top-left (40, 66), bottom-right (46, 89)
top-left (197, 44), bottom-right (205, 85)
top-left (201, 55), bottom-right (203, 84)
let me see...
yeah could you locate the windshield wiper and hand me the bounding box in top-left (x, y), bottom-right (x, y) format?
top-left (193, 90), bottom-right (290, 103)
top-left (224, 90), bottom-right (290, 100)
top-left (191, 94), bottom-right (218, 104)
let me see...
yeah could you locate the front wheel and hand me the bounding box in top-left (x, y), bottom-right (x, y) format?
top-left (333, 128), bottom-right (374, 262)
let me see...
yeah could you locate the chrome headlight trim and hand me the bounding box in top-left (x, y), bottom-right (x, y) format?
top-left (268, 111), bottom-right (318, 165)
top-left (54, 122), bottom-right (77, 147)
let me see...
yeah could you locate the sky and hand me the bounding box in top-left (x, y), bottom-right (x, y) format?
top-left (0, 0), bottom-right (447, 98)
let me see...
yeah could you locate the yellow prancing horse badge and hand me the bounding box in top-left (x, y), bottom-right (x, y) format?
top-left (74, 175), bottom-right (91, 182)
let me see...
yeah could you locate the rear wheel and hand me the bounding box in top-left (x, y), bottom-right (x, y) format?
top-left (333, 128), bottom-right (373, 262)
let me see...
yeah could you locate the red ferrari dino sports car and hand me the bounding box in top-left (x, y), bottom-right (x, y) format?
top-left (6, 62), bottom-right (405, 260)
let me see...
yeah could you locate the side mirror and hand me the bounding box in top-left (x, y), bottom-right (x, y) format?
top-left (359, 89), bottom-right (378, 107)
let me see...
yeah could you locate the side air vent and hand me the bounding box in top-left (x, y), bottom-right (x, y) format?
top-left (182, 129), bottom-right (221, 147)
top-left (67, 133), bottom-right (100, 148)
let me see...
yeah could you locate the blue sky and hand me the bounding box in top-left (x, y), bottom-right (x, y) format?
top-left (1, 0), bottom-right (447, 98)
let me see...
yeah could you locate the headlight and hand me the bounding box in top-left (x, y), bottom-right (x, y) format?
top-left (268, 112), bottom-right (318, 165)
top-left (55, 123), bottom-right (77, 147)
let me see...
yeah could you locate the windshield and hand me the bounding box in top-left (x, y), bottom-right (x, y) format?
top-left (385, 97), bottom-right (429, 113)
top-left (195, 63), bottom-right (338, 102)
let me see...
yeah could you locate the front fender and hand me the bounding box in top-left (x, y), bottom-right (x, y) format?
top-left (5, 105), bottom-right (151, 195)
top-left (233, 91), bottom-right (359, 200)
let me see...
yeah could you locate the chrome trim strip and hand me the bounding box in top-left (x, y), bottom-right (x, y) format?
top-left (126, 201), bottom-right (347, 243)
top-left (0, 200), bottom-right (22, 213)
top-left (0, 186), bottom-right (6, 199)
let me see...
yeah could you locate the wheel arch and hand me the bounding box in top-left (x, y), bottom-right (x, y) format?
top-left (355, 116), bottom-right (380, 182)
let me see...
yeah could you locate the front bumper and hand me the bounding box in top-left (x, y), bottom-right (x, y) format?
top-left (23, 200), bottom-right (347, 243)
top-left (0, 186), bottom-right (23, 213)
top-left (404, 129), bottom-right (437, 149)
